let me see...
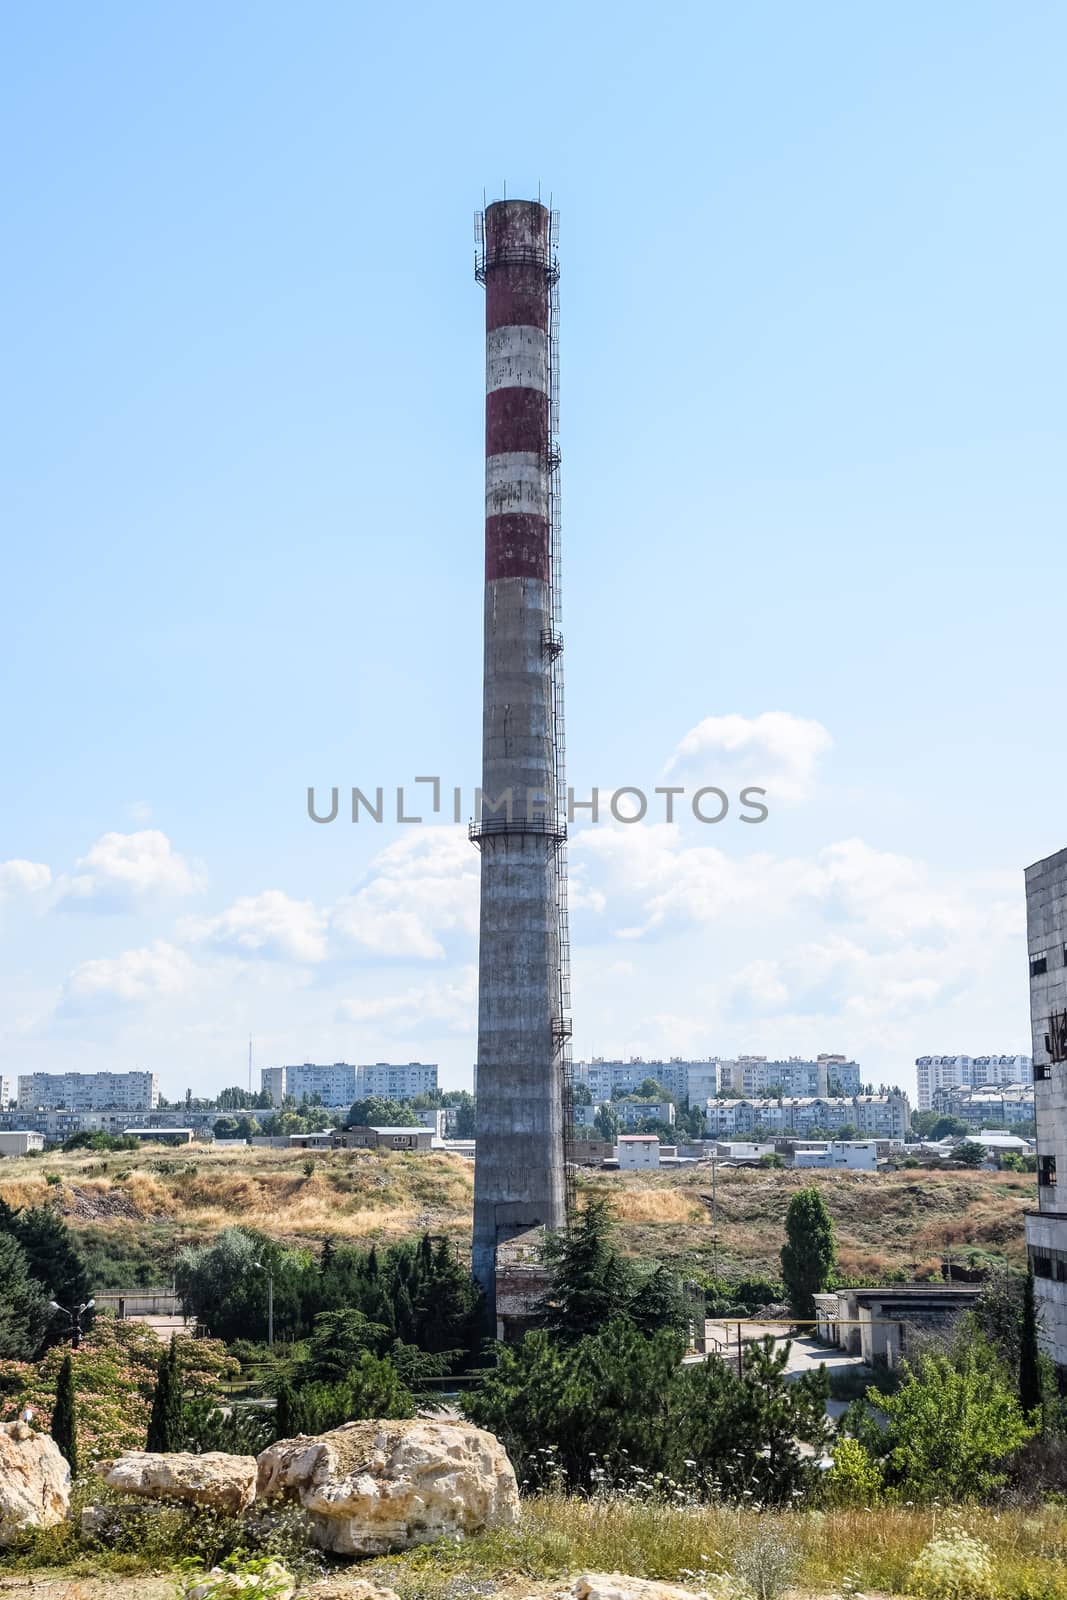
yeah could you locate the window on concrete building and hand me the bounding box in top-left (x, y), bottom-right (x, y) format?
top-left (1031, 954), bottom-right (1048, 977)
top-left (1039, 1155), bottom-right (1057, 1188)
top-left (1033, 1256), bottom-right (1053, 1279)
top-left (1036, 1061), bottom-right (1052, 1081)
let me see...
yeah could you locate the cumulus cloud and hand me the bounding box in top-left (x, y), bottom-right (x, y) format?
top-left (60, 940), bottom-right (195, 1012)
top-left (333, 829), bottom-right (479, 960)
top-left (664, 711), bottom-right (833, 804)
top-left (337, 966), bottom-right (478, 1031)
top-left (0, 859), bottom-right (53, 898)
top-left (59, 830), bottom-right (206, 909)
top-left (181, 890), bottom-right (328, 963)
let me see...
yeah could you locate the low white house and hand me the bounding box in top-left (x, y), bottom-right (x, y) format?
top-left (617, 1134), bottom-right (660, 1169)
top-left (795, 1140), bottom-right (879, 1171)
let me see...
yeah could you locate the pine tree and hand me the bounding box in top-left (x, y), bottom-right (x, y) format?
top-left (51, 1352), bottom-right (78, 1477)
top-left (781, 1187), bottom-right (836, 1320)
top-left (4, 1207), bottom-right (91, 1331)
top-left (274, 1379), bottom-right (306, 1440)
top-left (146, 1336), bottom-right (184, 1452)
top-left (0, 1232), bottom-right (49, 1359)
top-left (538, 1195), bottom-right (634, 1343)
top-left (1019, 1263), bottom-right (1042, 1419)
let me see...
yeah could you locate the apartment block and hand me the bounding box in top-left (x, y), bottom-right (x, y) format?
top-left (930, 1083), bottom-right (1035, 1128)
top-left (16, 1070), bottom-right (159, 1112)
top-left (703, 1092), bottom-right (910, 1141)
top-left (717, 1055), bottom-right (862, 1098)
top-left (1024, 847), bottom-right (1067, 1374)
top-left (915, 1054), bottom-right (1031, 1112)
top-left (260, 1061), bottom-right (438, 1108)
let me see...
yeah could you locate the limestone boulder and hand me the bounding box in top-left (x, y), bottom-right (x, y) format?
top-left (97, 1450), bottom-right (258, 1512)
top-left (575, 1574), bottom-right (726, 1600)
top-left (573, 1579), bottom-right (727, 1600)
top-left (0, 1421), bottom-right (71, 1544)
top-left (256, 1418), bottom-right (519, 1555)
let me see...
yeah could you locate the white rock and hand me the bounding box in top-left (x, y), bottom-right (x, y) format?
top-left (574, 1576), bottom-right (727, 1600)
top-left (0, 1421), bottom-right (71, 1545)
top-left (97, 1450), bottom-right (258, 1512)
top-left (256, 1418), bottom-right (519, 1556)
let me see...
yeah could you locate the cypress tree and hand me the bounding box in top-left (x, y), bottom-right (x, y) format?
top-left (51, 1353), bottom-right (78, 1477)
top-left (781, 1187), bottom-right (836, 1320)
top-left (274, 1379), bottom-right (305, 1440)
top-left (1020, 1263), bottom-right (1042, 1419)
top-left (146, 1336), bottom-right (184, 1452)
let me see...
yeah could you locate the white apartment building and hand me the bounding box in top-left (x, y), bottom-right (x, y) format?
top-left (704, 1092), bottom-right (910, 1141)
top-left (16, 1070), bottom-right (159, 1112)
top-left (930, 1083), bottom-right (1035, 1128)
top-left (615, 1099), bottom-right (676, 1128)
top-left (1025, 847), bottom-right (1067, 1375)
top-left (355, 1062), bottom-right (438, 1100)
top-left (717, 1055), bottom-right (862, 1098)
top-left (0, 1076), bottom-right (11, 1110)
top-left (576, 1058), bottom-right (696, 1103)
top-left (260, 1061), bottom-right (438, 1107)
top-left (915, 1054), bottom-right (1031, 1112)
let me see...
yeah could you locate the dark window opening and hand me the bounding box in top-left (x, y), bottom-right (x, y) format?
top-left (1033, 1256), bottom-right (1053, 1279)
top-left (1031, 954), bottom-right (1048, 977)
top-left (1036, 1062), bottom-right (1053, 1080)
top-left (1039, 1155), bottom-right (1058, 1187)
top-left (1047, 1010), bottom-right (1067, 1063)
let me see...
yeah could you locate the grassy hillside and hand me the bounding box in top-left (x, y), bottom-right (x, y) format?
top-left (0, 1143), bottom-right (1032, 1286)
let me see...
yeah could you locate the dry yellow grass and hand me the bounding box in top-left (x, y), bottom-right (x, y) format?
top-left (0, 1144), bottom-right (1032, 1282)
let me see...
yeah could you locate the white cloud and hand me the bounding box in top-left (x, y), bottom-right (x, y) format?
top-left (665, 711), bottom-right (833, 804)
top-left (181, 890), bottom-right (328, 963)
top-left (337, 966), bottom-right (478, 1031)
top-left (0, 859), bottom-right (53, 898)
top-left (333, 829), bottom-right (479, 960)
top-left (60, 940), bottom-right (194, 1012)
top-left (59, 830), bottom-right (206, 908)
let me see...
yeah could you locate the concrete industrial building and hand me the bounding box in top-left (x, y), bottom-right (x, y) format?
top-left (16, 1070), bottom-right (159, 1112)
top-left (618, 1134), bottom-right (661, 1169)
top-left (1025, 847), bottom-right (1067, 1374)
top-left (470, 198), bottom-right (570, 1309)
top-left (260, 1061), bottom-right (438, 1107)
top-left (814, 1284), bottom-right (982, 1366)
top-left (795, 1139), bottom-right (879, 1171)
top-left (915, 1054), bottom-right (1031, 1112)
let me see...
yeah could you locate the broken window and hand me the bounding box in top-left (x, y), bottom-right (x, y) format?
top-left (1046, 1010), bottom-right (1067, 1063)
top-left (1039, 1155), bottom-right (1057, 1187)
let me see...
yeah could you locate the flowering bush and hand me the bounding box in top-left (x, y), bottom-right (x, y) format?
top-left (908, 1530), bottom-right (999, 1600)
top-left (0, 1314), bottom-right (235, 1458)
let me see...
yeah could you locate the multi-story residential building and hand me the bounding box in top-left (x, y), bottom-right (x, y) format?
top-left (915, 1054), bottom-right (1031, 1112)
top-left (260, 1061), bottom-right (438, 1108)
top-left (930, 1083), bottom-right (1035, 1128)
top-left (16, 1070), bottom-right (159, 1112)
top-left (1024, 847), bottom-right (1067, 1375)
top-left (0, 1075), bottom-right (11, 1110)
top-left (355, 1062), bottom-right (438, 1101)
top-left (717, 1056), bottom-right (862, 1098)
top-left (575, 1058), bottom-right (694, 1103)
top-left (703, 1093), bottom-right (910, 1141)
top-left (614, 1099), bottom-right (676, 1129)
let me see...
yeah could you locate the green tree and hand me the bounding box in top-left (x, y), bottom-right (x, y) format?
top-left (781, 1187), bottom-right (836, 1319)
top-left (0, 1204), bottom-right (91, 1335)
top-left (274, 1378), bottom-right (307, 1440)
top-left (0, 1231), bottom-right (49, 1358)
top-left (346, 1096), bottom-right (417, 1128)
top-left (146, 1336), bottom-right (184, 1452)
top-left (850, 1342), bottom-right (1034, 1500)
top-left (955, 1140), bottom-right (986, 1168)
top-left (1019, 1264), bottom-right (1042, 1418)
top-left (538, 1196), bottom-right (634, 1342)
top-left (51, 1353), bottom-right (78, 1477)
top-left (594, 1102), bottom-right (620, 1142)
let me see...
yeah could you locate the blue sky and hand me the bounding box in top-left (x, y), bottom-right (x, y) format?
top-left (2, 1), bottom-right (1064, 1099)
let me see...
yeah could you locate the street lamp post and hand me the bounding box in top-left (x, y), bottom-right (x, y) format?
top-left (49, 1298), bottom-right (95, 1349)
top-left (253, 1262), bottom-right (274, 1347)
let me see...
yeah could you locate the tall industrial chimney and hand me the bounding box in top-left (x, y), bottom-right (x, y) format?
top-left (470, 198), bottom-right (572, 1315)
